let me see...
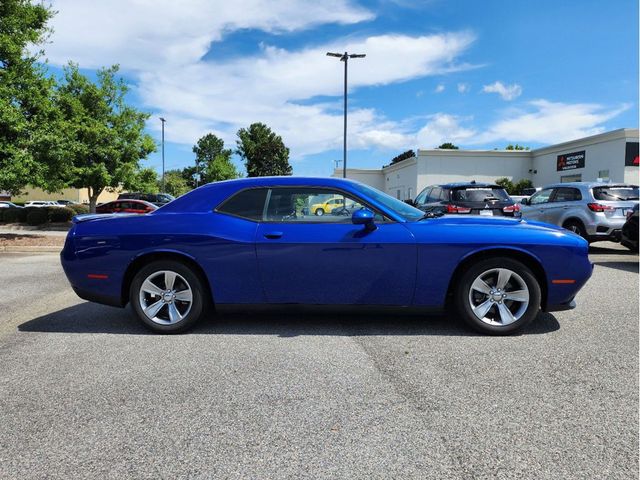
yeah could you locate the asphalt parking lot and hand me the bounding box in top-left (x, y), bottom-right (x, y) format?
top-left (0, 243), bottom-right (638, 479)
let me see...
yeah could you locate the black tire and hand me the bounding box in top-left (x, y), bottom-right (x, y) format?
top-left (130, 260), bottom-right (206, 334)
top-left (315, 208), bottom-right (324, 216)
top-left (454, 257), bottom-right (542, 335)
top-left (563, 220), bottom-right (588, 241)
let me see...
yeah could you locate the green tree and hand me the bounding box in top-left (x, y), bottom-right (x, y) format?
top-left (236, 122), bottom-right (291, 177)
top-left (495, 177), bottom-right (515, 194)
top-left (56, 64), bottom-right (156, 212)
top-left (162, 169), bottom-right (190, 197)
top-left (513, 178), bottom-right (534, 195)
top-left (390, 150), bottom-right (415, 165)
top-left (0, 0), bottom-right (67, 194)
top-left (437, 142), bottom-right (459, 149)
top-left (192, 133), bottom-right (239, 183)
top-left (505, 144), bottom-right (530, 151)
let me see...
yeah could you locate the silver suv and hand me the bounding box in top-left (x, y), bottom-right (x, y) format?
top-left (520, 182), bottom-right (639, 243)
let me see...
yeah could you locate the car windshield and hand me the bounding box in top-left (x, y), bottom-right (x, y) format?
top-left (350, 183), bottom-right (425, 221)
top-left (452, 187), bottom-right (510, 202)
top-left (592, 186), bottom-right (639, 201)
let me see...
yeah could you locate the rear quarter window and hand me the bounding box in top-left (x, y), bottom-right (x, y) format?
top-left (216, 188), bottom-right (268, 221)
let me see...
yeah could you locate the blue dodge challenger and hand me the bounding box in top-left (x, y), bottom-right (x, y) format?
top-left (61, 177), bottom-right (593, 335)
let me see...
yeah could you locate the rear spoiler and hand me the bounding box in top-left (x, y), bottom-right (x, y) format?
top-left (72, 213), bottom-right (138, 224)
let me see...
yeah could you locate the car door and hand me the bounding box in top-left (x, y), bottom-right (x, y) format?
top-left (546, 187), bottom-right (582, 225)
top-left (254, 186), bottom-right (417, 305)
top-left (423, 187), bottom-right (445, 212)
top-left (522, 188), bottom-right (554, 222)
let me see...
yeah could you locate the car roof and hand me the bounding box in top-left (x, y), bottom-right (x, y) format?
top-left (201, 176), bottom-right (366, 188)
top-left (107, 199), bottom-right (157, 207)
top-left (434, 182), bottom-right (501, 189)
top-left (541, 182), bottom-right (638, 189)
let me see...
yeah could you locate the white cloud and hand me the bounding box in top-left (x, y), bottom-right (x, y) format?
top-left (434, 84), bottom-right (445, 93)
top-left (457, 82), bottom-right (469, 93)
top-left (44, 1), bottom-right (477, 160)
top-left (482, 81), bottom-right (522, 101)
top-left (416, 114), bottom-right (476, 148)
top-left (47, 0), bottom-right (374, 68)
top-left (413, 100), bottom-right (629, 149)
top-left (476, 100), bottom-right (629, 144)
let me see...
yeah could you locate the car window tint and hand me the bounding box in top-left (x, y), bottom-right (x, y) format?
top-left (452, 188), bottom-right (509, 202)
top-left (530, 189), bottom-right (553, 205)
top-left (428, 187), bottom-right (442, 202)
top-left (592, 186), bottom-right (639, 201)
top-left (217, 188), bottom-right (268, 221)
top-left (552, 187), bottom-right (582, 202)
top-left (265, 188), bottom-right (381, 223)
top-left (439, 189), bottom-right (450, 201)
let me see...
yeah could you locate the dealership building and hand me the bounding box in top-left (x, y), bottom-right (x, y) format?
top-left (335, 128), bottom-right (639, 200)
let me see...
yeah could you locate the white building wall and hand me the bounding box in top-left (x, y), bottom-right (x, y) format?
top-left (414, 151), bottom-right (532, 193)
top-left (531, 130), bottom-right (636, 185)
top-left (333, 169), bottom-right (385, 190)
top-left (382, 159), bottom-right (418, 200)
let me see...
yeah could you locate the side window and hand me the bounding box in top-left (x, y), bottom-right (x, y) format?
top-left (217, 188), bottom-right (268, 221)
top-left (414, 188), bottom-right (429, 205)
top-left (428, 187), bottom-right (442, 202)
top-left (439, 188), bottom-right (450, 201)
top-left (265, 188), bottom-right (382, 223)
top-left (552, 187), bottom-right (582, 202)
top-left (530, 189), bottom-right (553, 205)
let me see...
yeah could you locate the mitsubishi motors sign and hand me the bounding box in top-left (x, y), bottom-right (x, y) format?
top-left (557, 150), bottom-right (585, 171)
top-left (625, 142), bottom-right (639, 166)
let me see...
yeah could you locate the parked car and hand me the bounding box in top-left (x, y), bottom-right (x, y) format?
top-left (412, 182), bottom-right (521, 217)
top-left (620, 204), bottom-right (639, 252)
top-left (24, 201), bottom-right (63, 208)
top-left (56, 200), bottom-right (79, 206)
top-left (310, 196), bottom-right (346, 216)
top-left (61, 177), bottom-right (592, 336)
top-left (118, 192), bottom-right (175, 206)
top-left (520, 182), bottom-right (639, 243)
top-left (95, 200), bottom-right (157, 214)
top-left (0, 201), bottom-right (23, 209)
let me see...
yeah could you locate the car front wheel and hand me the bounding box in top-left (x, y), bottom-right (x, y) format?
top-left (454, 257), bottom-right (541, 335)
top-left (130, 260), bottom-right (206, 333)
top-left (315, 208), bottom-right (324, 216)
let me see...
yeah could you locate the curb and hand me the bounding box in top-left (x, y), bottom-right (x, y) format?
top-left (0, 223), bottom-right (71, 232)
top-left (0, 246), bottom-right (62, 253)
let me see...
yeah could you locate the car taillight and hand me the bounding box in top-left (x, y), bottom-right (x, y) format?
top-left (587, 203), bottom-right (615, 212)
top-left (503, 204), bottom-right (520, 213)
top-left (446, 204), bottom-right (471, 214)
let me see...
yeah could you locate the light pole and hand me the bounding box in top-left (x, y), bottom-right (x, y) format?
top-left (159, 117), bottom-right (166, 193)
top-left (326, 51), bottom-right (365, 178)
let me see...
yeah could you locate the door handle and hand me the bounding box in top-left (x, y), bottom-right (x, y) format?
top-left (263, 232), bottom-right (283, 239)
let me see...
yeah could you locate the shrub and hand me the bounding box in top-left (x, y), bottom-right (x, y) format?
top-left (495, 177), bottom-right (514, 194)
top-left (68, 203), bottom-right (89, 214)
top-left (513, 179), bottom-right (534, 195)
top-left (48, 206), bottom-right (74, 223)
top-left (26, 208), bottom-right (48, 225)
top-left (0, 209), bottom-right (4, 222)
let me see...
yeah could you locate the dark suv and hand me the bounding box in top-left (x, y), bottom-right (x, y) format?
top-left (412, 182), bottom-right (521, 217)
top-left (118, 192), bottom-right (175, 206)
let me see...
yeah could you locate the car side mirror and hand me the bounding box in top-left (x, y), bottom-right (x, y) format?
top-left (352, 208), bottom-right (376, 231)
top-left (521, 198), bottom-right (530, 205)
top-left (404, 199), bottom-right (415, 207)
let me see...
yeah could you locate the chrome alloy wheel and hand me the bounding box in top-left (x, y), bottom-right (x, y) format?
top-left (467, 268), bottom-right (530, 326)
top-left (138, 270), bottom-right (193, 325)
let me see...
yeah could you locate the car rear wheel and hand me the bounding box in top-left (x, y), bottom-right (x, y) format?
top-left (130, 260), bottom-right (205, 333)
top-left (454, 257), bottom-right (541, 335)
top-left (315, 208), bottom-right (324, 216)
top-left (563, 220), bottom-right (588, 241)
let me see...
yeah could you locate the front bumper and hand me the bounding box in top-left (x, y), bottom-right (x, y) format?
top-left (544, 299), bottom-right (576, 312)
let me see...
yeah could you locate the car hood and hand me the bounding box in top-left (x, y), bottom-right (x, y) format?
top-left (407, 214), bottom-right (585, 246)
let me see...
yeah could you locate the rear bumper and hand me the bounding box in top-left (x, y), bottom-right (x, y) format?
top-left (72, 286), bottom-right (124, 308)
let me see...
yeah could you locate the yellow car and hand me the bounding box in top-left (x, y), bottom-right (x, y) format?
top-left (310, 197), bottom-right (345, 216)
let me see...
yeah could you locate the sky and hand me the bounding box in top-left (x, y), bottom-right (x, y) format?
top-left (43, 0), bottom-right (639, 177)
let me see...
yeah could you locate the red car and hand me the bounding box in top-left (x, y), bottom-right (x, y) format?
top-left (95, 199), bottom-right (157, 214)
